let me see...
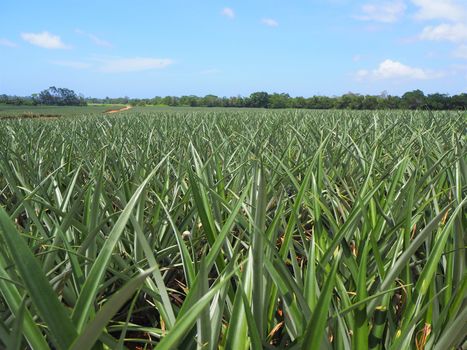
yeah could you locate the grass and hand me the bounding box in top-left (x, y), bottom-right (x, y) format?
top-left (0, 109), bottom-right (465, 349)
top-left (0, 105), bottom-right (124, 119)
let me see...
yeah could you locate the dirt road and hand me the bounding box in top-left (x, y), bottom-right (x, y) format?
top-left (105, 106), bottom-right (132, 114)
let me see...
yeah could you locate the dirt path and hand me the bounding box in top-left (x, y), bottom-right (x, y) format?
top-left (105, 105), bottom-right (133, 114)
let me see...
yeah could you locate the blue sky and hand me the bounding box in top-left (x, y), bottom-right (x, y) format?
top-left (1, 0), bottom-right (466, 97)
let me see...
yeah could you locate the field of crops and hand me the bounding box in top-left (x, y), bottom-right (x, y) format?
top-left (0, 105), bottom-right (128, 120)
top-left (0, 108), bottom-right (465, 349)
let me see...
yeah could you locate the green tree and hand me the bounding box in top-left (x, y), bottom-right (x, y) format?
top-left (362, 96), bottom-right (378, 110)
top-left (268, 93), bottom-right (290, 108)
top-left (401, 90), bottom-right (426, 109)
top-left (426, 93), bottom-right (449, 110)
top-left (451, 93), bottom-right (467, 109)
top-left (248, 92), bottom-right (270, 108)
top-left (202, 95), bottom-right (221, 107)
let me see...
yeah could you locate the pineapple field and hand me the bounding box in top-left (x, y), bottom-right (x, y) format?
top-left (0, 108), bottom-right (465, 349)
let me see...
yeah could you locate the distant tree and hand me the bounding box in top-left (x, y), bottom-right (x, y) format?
top-left (337, 93), bottom-right (361, 109)
top-left (36, 87), bottom-right (86, 106)
top-left (202, 95), bottom-right (221, 107)
top-left (38, 88), bottom-right (54, 105)
top-left (179, 95), bottom-right (199, 107)
top-left (426, 93), bottom-right (450, 110)
top-left (306, 96), bottom-right (334, 109)
top-left (248, 92), bottom-right (270, 108)
top-left (383, 95), bottom-right (402, 109)
top-left (151, 96), bottom-right (163, 105)
top-left (268, 93), bottom-right (290, 108)
top-left (31, 93), bottom-right (39, 105)
top-left (227, 95), bottom-right (246, 107)
top-left (3, 88), bottom-right (465, 110)
top-left (401, 90), bottom-right (426, 109)
top-left (362, 96), bottom-right (378, 110)
top-left (450, 93), bottom-right (467, 109)
top-left (161, 96), bottom-right (172, 106)
top-left (293, 96), bottom-right (307, 108)
top-left (220, 97), bottom-right (230, 107)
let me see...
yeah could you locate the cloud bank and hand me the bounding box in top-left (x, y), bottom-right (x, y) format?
top-left (21, 31), bottom-right (69, 49)
top-left (356, 59), bottom-right (443, 80)
top-left (50, 57), bottom-right (174, 73)
top-left (355, 1), bottom-right (406, 23)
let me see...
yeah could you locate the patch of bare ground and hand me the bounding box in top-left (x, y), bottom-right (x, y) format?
top-left (104, 106), bottom-right (132, 114)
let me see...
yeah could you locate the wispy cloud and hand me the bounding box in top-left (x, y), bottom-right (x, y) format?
top-left (453, 44), bottom-right (467, 59)
top-left (355, 1), bottom-right (406, 23)
top-left (221, 7), bottom-right (235, 19)
top-left (449, 63), bottom-right (467, 79)
top-left (419, 23), bottom-right (467, 42)
top-left (356, 59), bottom-right (443, 80)
top-left (261, 18), bottom-right (279, 27)
top-left (0, 38), bottom-right (18, 48)
top-left (98, 57), bottom-right (173, 73)
top-left (411, 0), bottom-right (466, 22)
top-left (353, 54), bottom-right (363, 62)
top-left (89, 34), bottom-right (112, 48)
top-left (49, 56), bottom-right (174, 73)
top-left (75, 29), bottom-right (112, 48)
top-left (21, 31), bottom-right (69, 49)
top-left (50, 60), bottom-right (91, 69)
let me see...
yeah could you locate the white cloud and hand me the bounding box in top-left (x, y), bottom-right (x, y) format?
top-left (21, 31), bottom-right (69, 49)
top-left (450, 63), bottom-right (467, 79)
top-left (50, 60), bottom-right (91, 69)
top-left (353, 54), bottom-right (363, 62)
top-left (221, 8), bottom-right (235, 19)
top-left (355, 1), bottom-right (406, 23)
top-left (356, 59), bottom-right (442, 80)
top-left (261, 18), bottom-right (279, 27)
top-left (419, 23), bottom-right (467, 42)
top-left (97, 57), bottom-right (173, 73)
top-left (75, 29), bottom-right (112, 48)
top-left (411, 0), bottom-right (466, 22)
top-left (48, 56), bottom-right (174, 73)
top-left (89, 34), bottom-right (112, 48)
top-left (453, 44), bottom-right (467, 59)
top-left (0, 38), bottom-right (18, 47)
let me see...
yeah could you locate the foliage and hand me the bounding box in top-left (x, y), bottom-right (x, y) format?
top-left (0, 109), bottom-right (465, 349)
top-left (34, 86), bottom-right (87, 106)
top-left (2, 90), bottom-right (466, 110)
top-left (97, 91), bottom-right (467, 110)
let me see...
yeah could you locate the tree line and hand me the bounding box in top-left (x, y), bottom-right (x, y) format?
top-left (0, 87), bottom-right (86, 107)
top-left (1, 87), bottom-right (466, 110)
